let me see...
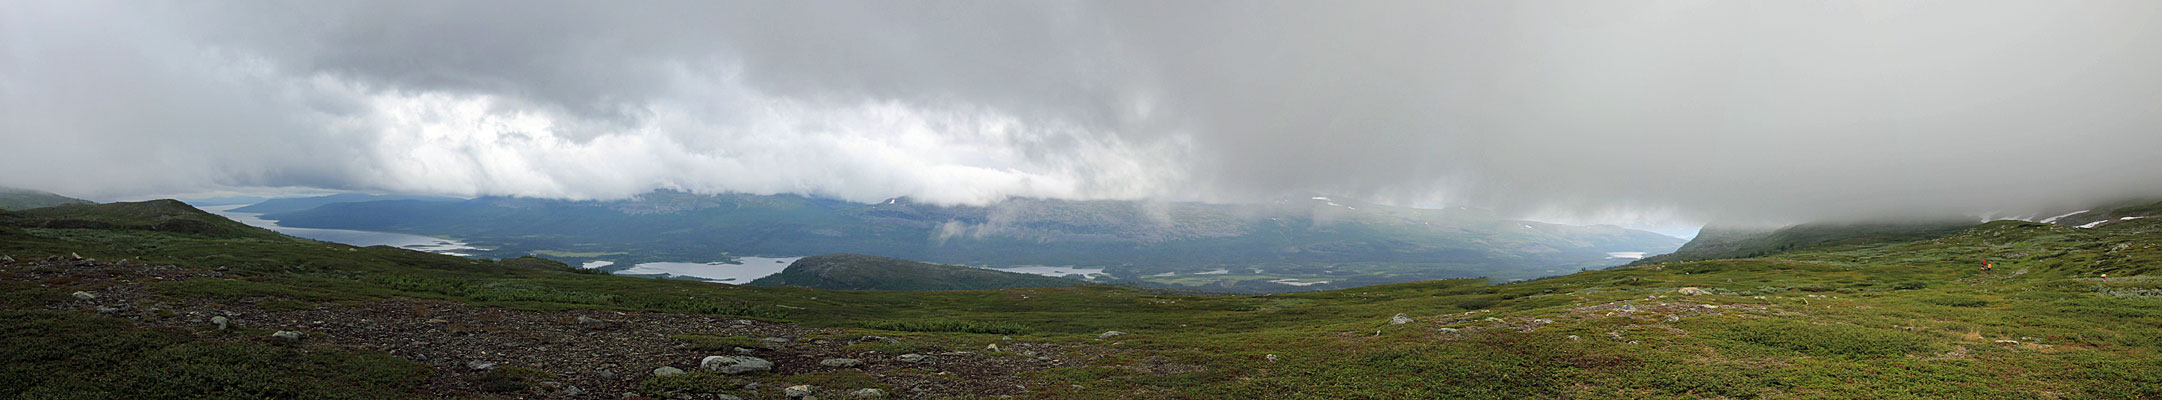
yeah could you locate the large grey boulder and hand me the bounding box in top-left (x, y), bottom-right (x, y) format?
top-left (785, 385), bottom-right (816, 398)
top-left (820, 358), bottom-right (864, 368)
top-left (700, 355), bottom-right (773, 374)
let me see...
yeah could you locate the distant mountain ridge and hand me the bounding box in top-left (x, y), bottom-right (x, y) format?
top-left (232, 193), bottom-right (463, 214)
top-left (748, 253), bottom-right (1084, 290)
top-left (0, 187), bottom-right (94, 211)
top-left (257, 191), bottom-right (1685, 290)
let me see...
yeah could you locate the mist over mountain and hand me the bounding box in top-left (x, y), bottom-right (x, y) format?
top-left (7, 1), bottom-right (2162, 228)
top-left (256, 190), bottom-right (1682, 290)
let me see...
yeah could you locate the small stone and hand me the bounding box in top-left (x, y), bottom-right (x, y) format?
top-left (1097, 331), bottom-right (1126, 338)
top-left (97, 305), bottom-right (125, 314)
top-left (564, 386), bottom-right (585, 395)
top-left (735, 319), bottom-right (754, 325)
top-left (762, 337), bottom-right (790, 343)
top-left (1995, 340), bottom-right (2021, 345)
top-left (1264, 354), bottom-right (1278, 362)
top-left (734, 347), bottom-right (756, 354)
top-left (1619, 304), bottom-right (1638, 312)
top-left (715, 395), bottom-right (743, 400)
top-left (785, 385), bottom-right (816, 398)
top-left (425, 318), bottom-right (449, 324)
top-left (1389, 313), bottom-right (1413, 325)
top-left (577, 315), bottom-right (608, 329)
top-left (467, 361), bottom-right (496, 370)
top-left (700, 355), bottom-right (773, 374)
top-left (985, 343), bottom-right (1000, 352)
top-left (820, 358), bottom-right (864, 368)
top-left (1676, 287), bottom-right (1712, 296)
top-left (652, 366), bottom-right (686, 377)
top-left (1567, 335), bottom-right (1581, 341)
top-left (848, 388), bottom-right (886, 398)
top-left (597, 369), bottom-right (617, 379)
top-left (271, 330), bottom-right (303, 340)
top-left (210, 316), bottom-right (230, 330)
top-left (896, 354), bottom-right (935, 364)
top-left (1437, 327), bottom-right (1461, 333)
top-left (70, 291), bottom-right (95, 300)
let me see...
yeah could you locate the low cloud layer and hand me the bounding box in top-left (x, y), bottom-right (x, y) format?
top-left (4, 1), bottom-right (2161, 226)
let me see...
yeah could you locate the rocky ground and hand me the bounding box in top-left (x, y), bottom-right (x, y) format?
top-left (2, 256), bottom-right (1102, 399)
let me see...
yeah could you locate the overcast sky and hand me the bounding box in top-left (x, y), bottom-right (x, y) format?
top-left (5, 1), bottom-right (2161, 234)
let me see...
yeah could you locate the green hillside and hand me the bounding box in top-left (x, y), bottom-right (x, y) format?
top-left (748, 253), bottom-right (1084, 290)
top-left (7, 200), bottom-right (2162, 398)
top-left (1631, 220), bottom-right (1977, 266)
top-left (0, 187), bottom-right (93, 210)
top-left (8, 200), bottom-right (286, 240)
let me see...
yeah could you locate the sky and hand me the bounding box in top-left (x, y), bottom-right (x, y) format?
top-left (4, 1), bottom-right (2162, 236)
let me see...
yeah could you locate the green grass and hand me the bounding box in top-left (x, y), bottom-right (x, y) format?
top-left (669, 334), bottom-right (768, 351)
top-left (861, 319), bottom-right (1032, 335)
top-left (10, 203), bottom-right (2162, 398)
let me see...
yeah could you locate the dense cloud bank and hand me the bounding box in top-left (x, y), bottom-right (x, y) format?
top-left (4, 1), bottom-right (2160, 226)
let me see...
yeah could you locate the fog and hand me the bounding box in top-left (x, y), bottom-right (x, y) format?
top-left (5, 1), bottom-right (2161, 230)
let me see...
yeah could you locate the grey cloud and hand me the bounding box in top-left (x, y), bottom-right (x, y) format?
top-left (3, 1), bottom-right (2161, 227)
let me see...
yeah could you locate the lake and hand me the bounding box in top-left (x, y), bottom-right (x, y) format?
top-left (202, 204), bottom-right (479, 256)
top-left (585, 257), bottom-right (803, 282)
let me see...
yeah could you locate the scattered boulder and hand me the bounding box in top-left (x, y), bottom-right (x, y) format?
top-left (466, 361), bottom-right (497, 370)
top-left (785, 385), bottom-right (816, 398)
top-left (1437, 327), bottom-right (1461, 333)
top-left (700, 355), bottom-right (773, 374)
top-left (576, 315), bottom-right (608, 329)
top-left (985, 343), bottom-right (1000, 352)
top-left (820, 358), bottom-right (864, 368)
top-left (96, 305), bottom-right (125, 314)
top-left (762, 337), bottom-right (791, 344)
top-left (210, 315), bottom-right (230, 330)
top-left (1618, 304), bottom-right (1638, 313)
top-left (597, 369), bottom-right (617, 379)
top-left (652, 366), bottom-right (686, 377)
top-left (849, 388), bottom-right (886, 398)
top-left (1098, 331), bottom-right (1126, 339)
top-left (563, 386), bottom-right (584, 396)
top-left (1389, 313), bottom-right (1413, 325)
top-left (1676, 287), bottom-right (1712, 296)
top-left (70, 291), bottom-right (95, 300)
top-left (896, 354), bottom-right (935, 364)
top-left (271, 330), bottom-right (304, 340)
